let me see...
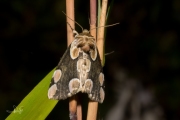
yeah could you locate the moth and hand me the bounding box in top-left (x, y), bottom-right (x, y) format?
top-left (47, 28), bottom-right (105, 103)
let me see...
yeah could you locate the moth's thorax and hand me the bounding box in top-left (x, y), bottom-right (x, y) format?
top-left (75, 30), bottom-right (95, 52)
top-left (70, 30), bottom-right (97, 61)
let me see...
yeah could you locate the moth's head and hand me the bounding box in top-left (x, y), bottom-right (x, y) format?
top-left (73, 29), bottom-right (91, 37)
top-left (70, 28), bottom-right (97, 60)
top-left (74, 29), bottom-right (94, 52)
top-left (82, 29), bottom-right (89, 34)
top-left (78, 29), bottom-right (93, 37)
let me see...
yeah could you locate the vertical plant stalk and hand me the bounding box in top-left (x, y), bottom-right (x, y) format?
top-left (97, 0), bottom-right (108, 65)
top-left (66, 0), bottom-right (75, 46)
top-left (87, 0), bottom-right (108, 119)
top-left (77, 100), bottom-right (82, 120)
top-left (69, 96), bottom-right (77, 120)
top-left (87, 0), bottom-right (98, 120)
top-left (89, 0), bottom-right (97, 38)
top-left (66, 0), bottom-right (80, 120)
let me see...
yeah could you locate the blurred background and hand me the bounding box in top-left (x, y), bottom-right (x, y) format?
top-left (0, 0), bottom-right (180, 120)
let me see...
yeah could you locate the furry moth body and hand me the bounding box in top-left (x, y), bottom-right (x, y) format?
top-left (48, 29), bottom-right (105, 103)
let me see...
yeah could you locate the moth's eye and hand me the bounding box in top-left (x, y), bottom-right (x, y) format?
top-left (89, 44), bottom-right (95, 49)
top-left (77, 43), bottom-right (84, 48)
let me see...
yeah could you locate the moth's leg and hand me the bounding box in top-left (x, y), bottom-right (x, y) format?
top-left (68, 78), bottom-right (81, 97)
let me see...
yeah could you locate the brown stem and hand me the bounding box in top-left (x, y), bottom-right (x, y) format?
top-left (66, 0), bottom-right (75, 46)
top-left (87, 0), bottom-right (98, 120)
top-left (89, 0), bottom-right (97, 38)
top-left (87, 0), bottom-right (108, 119)
top-left (69, 96), bottom-right (77, 120)
top-left (97, 0), bottom-right (108, 65)
top-left (66, 0), bottom-right (79, 120)
top-left (77, 100), bottom-right (82, 120)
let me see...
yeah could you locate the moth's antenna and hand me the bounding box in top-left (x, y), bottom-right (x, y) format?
top-left (90, 23), bottom-right (119, 31)
top-left (62, 11), bottom-right (83, 31)
top-left (105, 51), bottom-right (114, 56)
top-left (66, 22), bottom-right (74, 31)
top-left (66, 22), bottom-right (79, 35)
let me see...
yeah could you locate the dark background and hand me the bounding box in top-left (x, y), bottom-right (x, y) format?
top-left (0, 0), bottom-right (180, 120)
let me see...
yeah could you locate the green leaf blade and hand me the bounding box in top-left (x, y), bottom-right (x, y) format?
top-left (6, 68), bottom-right (58, 120)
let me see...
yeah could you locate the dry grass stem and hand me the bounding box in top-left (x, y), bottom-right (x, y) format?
top-left (87, 0), bottom-right (99, 120)
top-left (87, 0), bottom-right (108, 119)
top-left (66, 0), bottom-right (75, 46)
top-left (69, 96), bottom-right (77, 120)
top-left (66, 0), bottom-right (79, 120)
top-left (77, 102), bottom-right (82, 120)
top-left (97, 0), bottom-right (108, 65)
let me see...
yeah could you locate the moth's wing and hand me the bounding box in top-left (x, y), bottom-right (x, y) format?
top-left (48, 46), bottom-right (80, 100)
top-left (87, 50), bottom-right (105, 103)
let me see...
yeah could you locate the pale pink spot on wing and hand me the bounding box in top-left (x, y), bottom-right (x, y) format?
top-left (53, 69), bottom-right (62, 83)
top-left (84, 79), bottom-right (93, 93)
top-left (69, 78), bottom-right (80, 94)
top-left (99, 73), bottom-right (104, 86)
top-left (48, 84), bottom-right (57, 99)
top-left (72, 48), bottom-right (80, 59)
top-left (100, 87), bottom-right (105, 103)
